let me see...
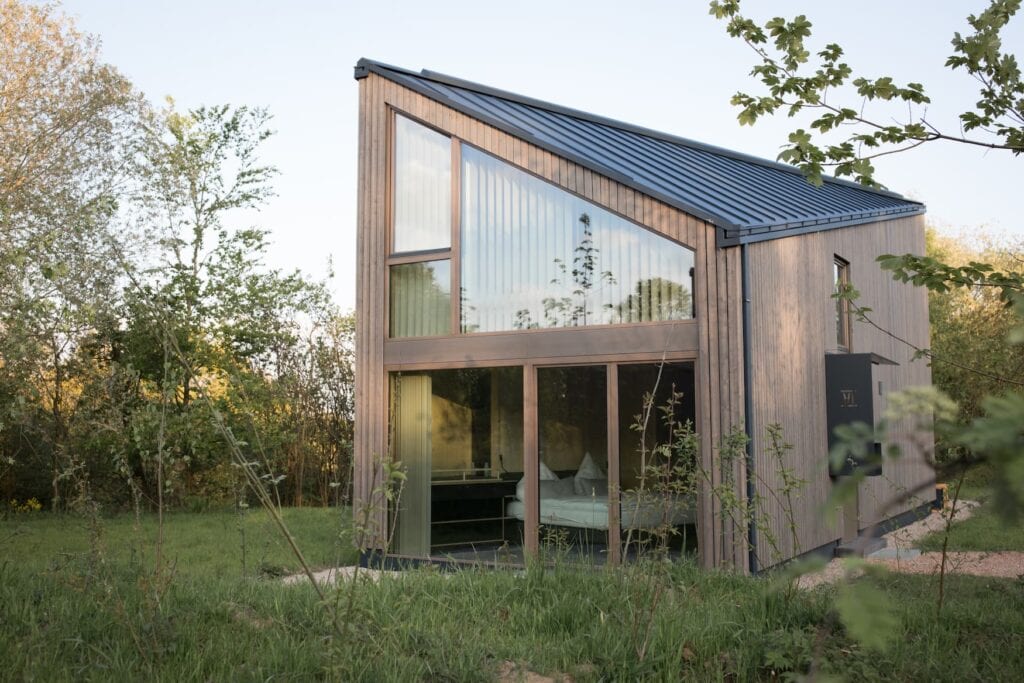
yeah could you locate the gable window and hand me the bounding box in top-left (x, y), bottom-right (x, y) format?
top-left (834, 256), bottom-right (851, 351)
top-left (460, 147), bottom-right (695, 333)
top-left (393, 115), bottom-right (451, 253)
top-left (389, 114), bottom-right (454, 337)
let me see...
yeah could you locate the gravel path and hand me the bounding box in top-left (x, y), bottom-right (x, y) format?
top-left (869, 550), bottom-right (1024, 578)
top-left (797, 500), bottom-right (1024, 589)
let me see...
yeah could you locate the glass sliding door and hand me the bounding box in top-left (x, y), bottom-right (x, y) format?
top-left (390, 367), bottom-right (524, 563)
top-left (536, 365), bottom-right (609, 562)
top-left (617, 362), bottom-right (698, 560)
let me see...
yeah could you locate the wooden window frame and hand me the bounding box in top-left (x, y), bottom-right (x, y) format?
top-left (834, 255), bottom-right (852, 352)
top-left (385, 113), bottom-right (699, 340)
top-left (386, 108), bottom-right (459, 338)
top-left (385, 354), bottom-right (697, 564)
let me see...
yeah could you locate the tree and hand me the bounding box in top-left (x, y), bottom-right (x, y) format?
top-left (121, 102), bottom-right (332, 503)
top-left (1, 0), bottom-right (142, 301)
top-left (710, 0), bottom-right (1024, 517)
top-left (709, 0), bottom-right (1023, 187)
top-left (924, 231), bottom-right (1024, 425)
top-left (0, 0), bottom-right (143, 509)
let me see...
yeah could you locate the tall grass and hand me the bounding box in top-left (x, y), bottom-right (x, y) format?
top-left (3, 511), bottom-right (1024, 681)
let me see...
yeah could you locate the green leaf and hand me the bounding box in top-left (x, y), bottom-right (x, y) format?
top-left (836, 581), bottom-right (899, 652)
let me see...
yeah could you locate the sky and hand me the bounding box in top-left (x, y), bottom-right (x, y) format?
top-left (59, 0), bottom-right (1023, 311)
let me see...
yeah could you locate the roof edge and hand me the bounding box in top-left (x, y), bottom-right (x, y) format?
top-left (356, 58), bottom-right (923, 206)
top-left (718, 206), bottom-right (927, 247)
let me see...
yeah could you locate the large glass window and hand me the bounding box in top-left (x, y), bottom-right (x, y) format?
top-left (390, 368), bottom-right (524, 562)
top-left (536, 366), bottom-right (609, 559)
top-left (617, 363), bottom-right (698, 560)
top-left (390, 260), bottom-right (451, 338)
top-left (393, 115), bottom-right (451, 253)
top-left (460, 147), bottom-right (695, 333)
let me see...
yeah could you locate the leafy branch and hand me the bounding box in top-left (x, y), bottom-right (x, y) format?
top-left (835, 281), bottom-right (1024, 388)
top-left (709, 0), bottom-right (1024, 186)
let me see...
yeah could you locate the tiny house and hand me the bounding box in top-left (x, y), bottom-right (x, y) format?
top-left (352, 59), bottom-right (933, 571)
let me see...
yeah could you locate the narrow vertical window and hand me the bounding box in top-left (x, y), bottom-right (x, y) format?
top-left (834, 256), bottom-right (851, 351)
top-left (388, 114), bottom-right (454, 337)
top-left (389, 260), bottom-right (451, 338)
top-left (393, 115), bottom-right (451, 253)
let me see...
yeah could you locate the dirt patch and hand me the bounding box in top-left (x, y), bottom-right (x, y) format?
top-left (280, 565), bottom-right (398, 586)
top-left (495, 660), bottom-right (574, 683)
top-left (223, 601), bottom-right (274, 629)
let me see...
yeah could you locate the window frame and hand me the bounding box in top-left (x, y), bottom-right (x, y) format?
top-left (386, 111), bottom-right (699, 340)
top-left (386, 109), bottom-right (460, 337)
top-left (834, 255), bottom-right (852, 352)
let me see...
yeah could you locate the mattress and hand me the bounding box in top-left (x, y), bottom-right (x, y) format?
top-left (506, 493), bottom-right (695, 530)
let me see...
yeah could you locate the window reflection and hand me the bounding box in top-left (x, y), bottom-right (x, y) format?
top-left (390, 260), bottom-right (450, 337)
top-left (460, 146), bottom-right (694, 333)
top-left (393, 115), bottom-right (451, 253)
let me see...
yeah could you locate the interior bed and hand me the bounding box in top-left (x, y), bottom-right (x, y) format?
top-left (506, 492), bottom-right (695, 530)
top-left (505, 456), bottom-right (696, 531)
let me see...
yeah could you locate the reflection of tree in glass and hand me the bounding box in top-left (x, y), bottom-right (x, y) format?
top-left (513, 308), bottom-right (538, 330)
top-left (614, 277), bottom-right (692, 323)
top-left (541, 213), bottom-right (616, 327)
top-left (459, 286), bottom-right (479, 333)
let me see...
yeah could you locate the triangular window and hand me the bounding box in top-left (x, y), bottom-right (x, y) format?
top-left (460, 146), bottom-right (695, 333)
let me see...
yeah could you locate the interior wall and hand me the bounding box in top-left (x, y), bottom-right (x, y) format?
top-left (490, 371), bottom-right (524, 474)
top-left (617, 363), bottom-right (697, 490)
top-left (430, 395), bottom-right (472, 473)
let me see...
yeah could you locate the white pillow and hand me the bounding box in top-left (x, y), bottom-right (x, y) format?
top-left (550, 476), bottom-right (576, 498)
top-left (574, 452), bottom-right (608, 496)
top-left (516, 461), bottom-right (564, 500)
top-left (539, 460), bottom-right (558, 480)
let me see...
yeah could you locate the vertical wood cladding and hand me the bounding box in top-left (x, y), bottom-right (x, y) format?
top-left (746, 215), bottom-right (933, 564)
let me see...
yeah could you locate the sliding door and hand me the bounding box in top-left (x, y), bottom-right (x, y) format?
top-left (389, 367), bottom-right (524, 563)
top-left (535, 365), bottom-right (610, 561)
top-left (389, 360), bottom-right (698, 565)
top-left (617, 362), bottom-right (698, 559)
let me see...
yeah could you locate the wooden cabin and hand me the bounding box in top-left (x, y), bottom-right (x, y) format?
top-left (352, 59), bottom-right (934, 572)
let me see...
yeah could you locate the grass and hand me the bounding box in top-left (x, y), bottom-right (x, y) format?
top-left (918, 484), bottom-right (1024, 552)
top-left (1, 506), bottom-right (354, 577)
top-left (2, 509), bottom-right (1024, 681)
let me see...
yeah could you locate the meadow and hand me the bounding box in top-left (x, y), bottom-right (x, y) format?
top-left (2, 504), bottom-right (1024, 681)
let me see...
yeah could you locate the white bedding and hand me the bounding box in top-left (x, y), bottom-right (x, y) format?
top-left (506, 493), bottom-right (695, 530)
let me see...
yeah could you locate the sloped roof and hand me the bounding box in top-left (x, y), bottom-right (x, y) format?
top-left (355, 59), bottom-right (925, 246)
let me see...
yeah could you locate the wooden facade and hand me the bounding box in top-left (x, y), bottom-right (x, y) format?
top-left (354, 69), bottom-right (932, 571)
top-left (747, 215), bottom-right (933, 561)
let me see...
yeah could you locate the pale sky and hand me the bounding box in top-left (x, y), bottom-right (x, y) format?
top-left (60, 0), bottom-right (1023, 311)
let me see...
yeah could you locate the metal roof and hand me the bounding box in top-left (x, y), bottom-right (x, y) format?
top-left (355, 59), bottom-right (925, 246)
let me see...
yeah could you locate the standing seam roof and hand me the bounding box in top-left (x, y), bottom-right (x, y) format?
top-left (355, 59), bottom-right (925, 245)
